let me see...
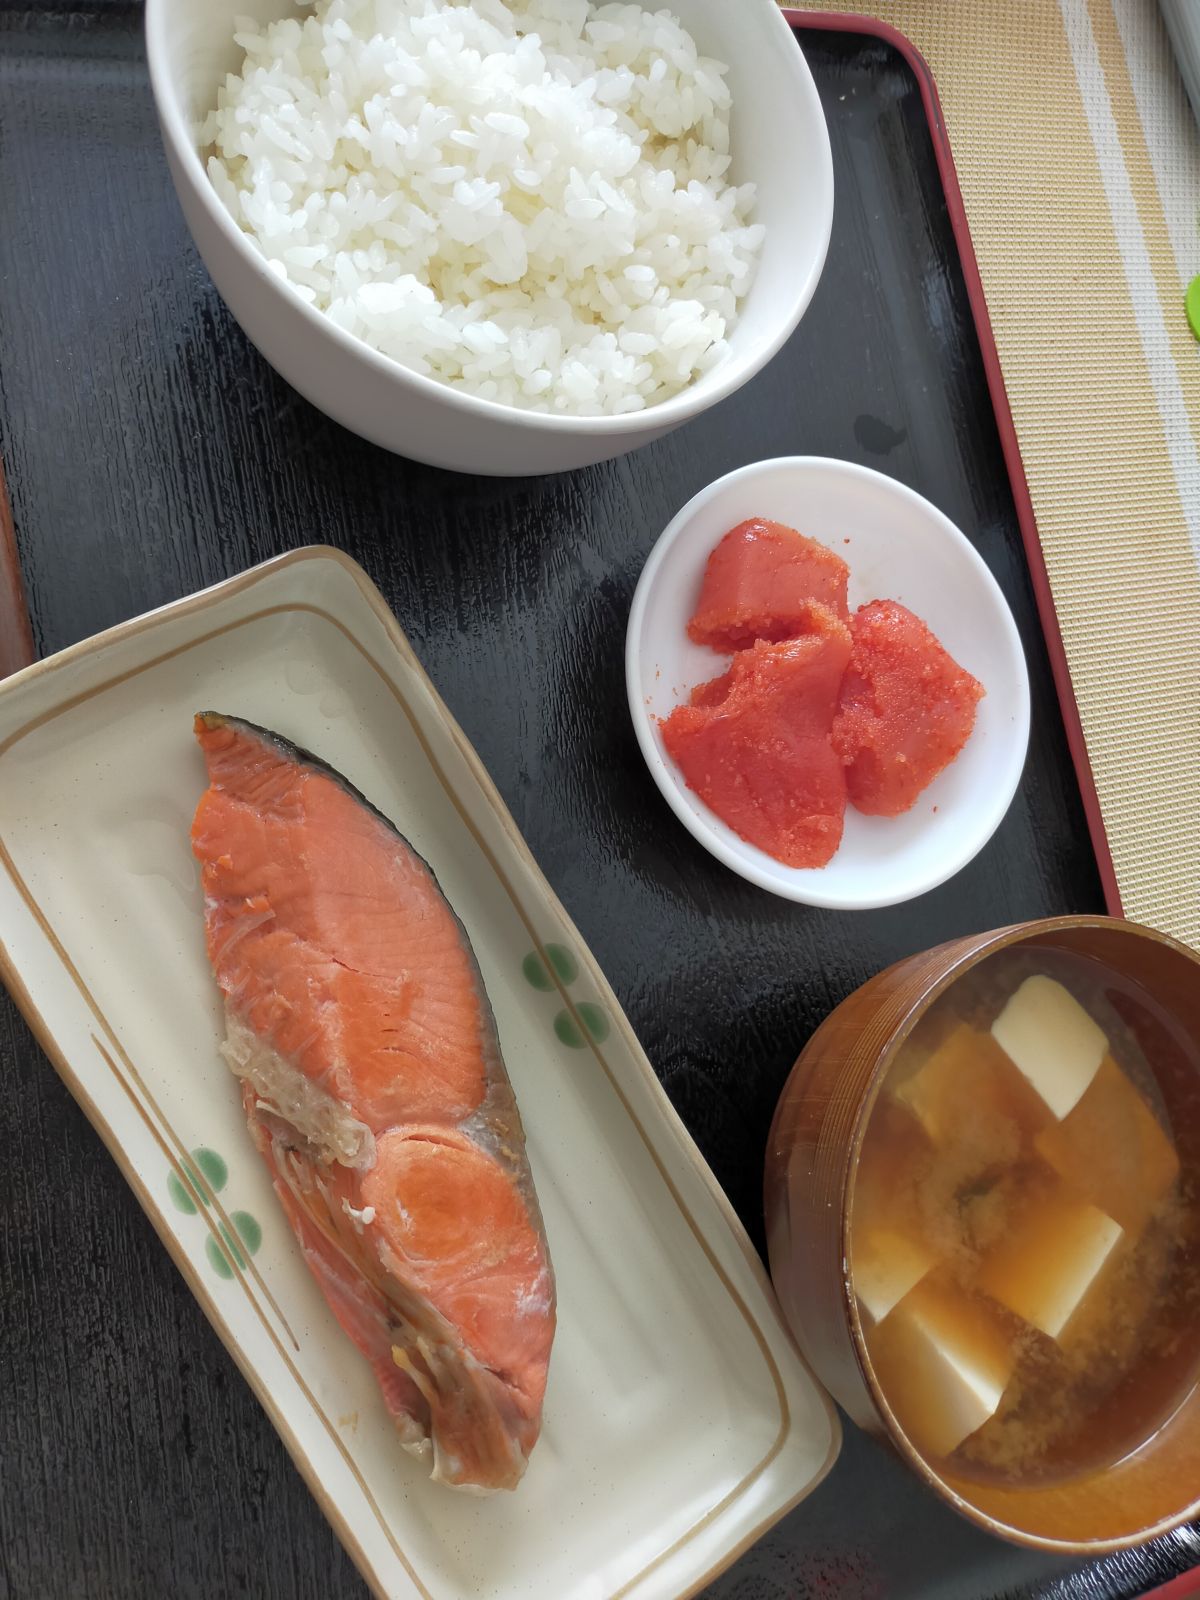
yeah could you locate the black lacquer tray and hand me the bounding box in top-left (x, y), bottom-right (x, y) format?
top-left (0, 5), bottom-right (1194, 1596)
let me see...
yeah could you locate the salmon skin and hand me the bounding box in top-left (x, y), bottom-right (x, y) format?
top-left (190, 712), bottom-right (555, 1491)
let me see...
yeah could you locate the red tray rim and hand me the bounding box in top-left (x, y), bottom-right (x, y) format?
top-left (785, 7), bottom-right (1123, 918)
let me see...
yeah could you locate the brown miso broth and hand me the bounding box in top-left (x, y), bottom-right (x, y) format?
top-left (851, 946), bottom-right (1200, 1488)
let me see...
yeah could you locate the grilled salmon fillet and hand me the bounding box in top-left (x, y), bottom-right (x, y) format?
top-left (191, 712), bottom-right (555, 1491)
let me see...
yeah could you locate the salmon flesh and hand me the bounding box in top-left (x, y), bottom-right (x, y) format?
top-left (191, 712), bottom-right (555, 1491)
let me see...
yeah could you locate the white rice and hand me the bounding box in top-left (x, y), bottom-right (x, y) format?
top-left (203, 0), bottom-right (764, 415)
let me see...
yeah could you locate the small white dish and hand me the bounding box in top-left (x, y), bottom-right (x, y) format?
top-left (626, 457), bottom-right (1031, 910)
top-left (0, 548), bottom-right (839, 1600)
top-left (145, 0), bottom-right (833, 476)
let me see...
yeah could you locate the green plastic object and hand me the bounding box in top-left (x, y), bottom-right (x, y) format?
top-left (1187, 275), bottom-right (1200, 342)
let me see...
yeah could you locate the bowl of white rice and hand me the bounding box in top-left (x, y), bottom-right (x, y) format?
top-left (146, 0), bottom-right (833, 476)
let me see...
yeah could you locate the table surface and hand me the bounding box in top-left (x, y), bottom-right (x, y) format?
top-left (0, 5), bottom-right (1197, 1598)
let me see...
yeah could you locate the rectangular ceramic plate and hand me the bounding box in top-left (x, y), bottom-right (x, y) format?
top-left (0, 546), bottom-right (839, 1600)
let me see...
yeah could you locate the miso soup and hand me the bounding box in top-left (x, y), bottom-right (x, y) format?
top-left (851, 946), bottom-right (1199, 1486)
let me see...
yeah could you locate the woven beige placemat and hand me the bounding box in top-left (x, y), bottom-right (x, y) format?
top-left (796, 0), bottom-right (1200, 949)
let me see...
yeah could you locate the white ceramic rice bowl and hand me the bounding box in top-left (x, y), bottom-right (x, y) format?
top-left (145, 0), bottom-right (833, 476)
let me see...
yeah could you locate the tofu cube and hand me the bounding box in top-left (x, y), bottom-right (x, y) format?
top-left (976, 1192), bottom-right (1122, 1340)
top-left (868, 1277), bottom-right (1016, 1459)
top-left (854, 1094), bottom-right (934, 1223)
top-left (889, 1021), bottom-right (1048, 1147)
top-left (1035, 1055), bottom-right (1179, 1234)
top-left (991, 976), bottom-right (1107, 1121)
top-left (854, 1227), bottom-right (937, 1323)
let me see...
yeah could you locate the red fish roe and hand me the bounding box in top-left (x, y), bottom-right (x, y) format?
top-left (832, 600), bottom-right (984, 816)
top-left (688, 670), bottom-right (737, 709)
top-left (661, 618), bottom-right (851, 868)
top-left (687, 518), bottom-right (850, 651)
